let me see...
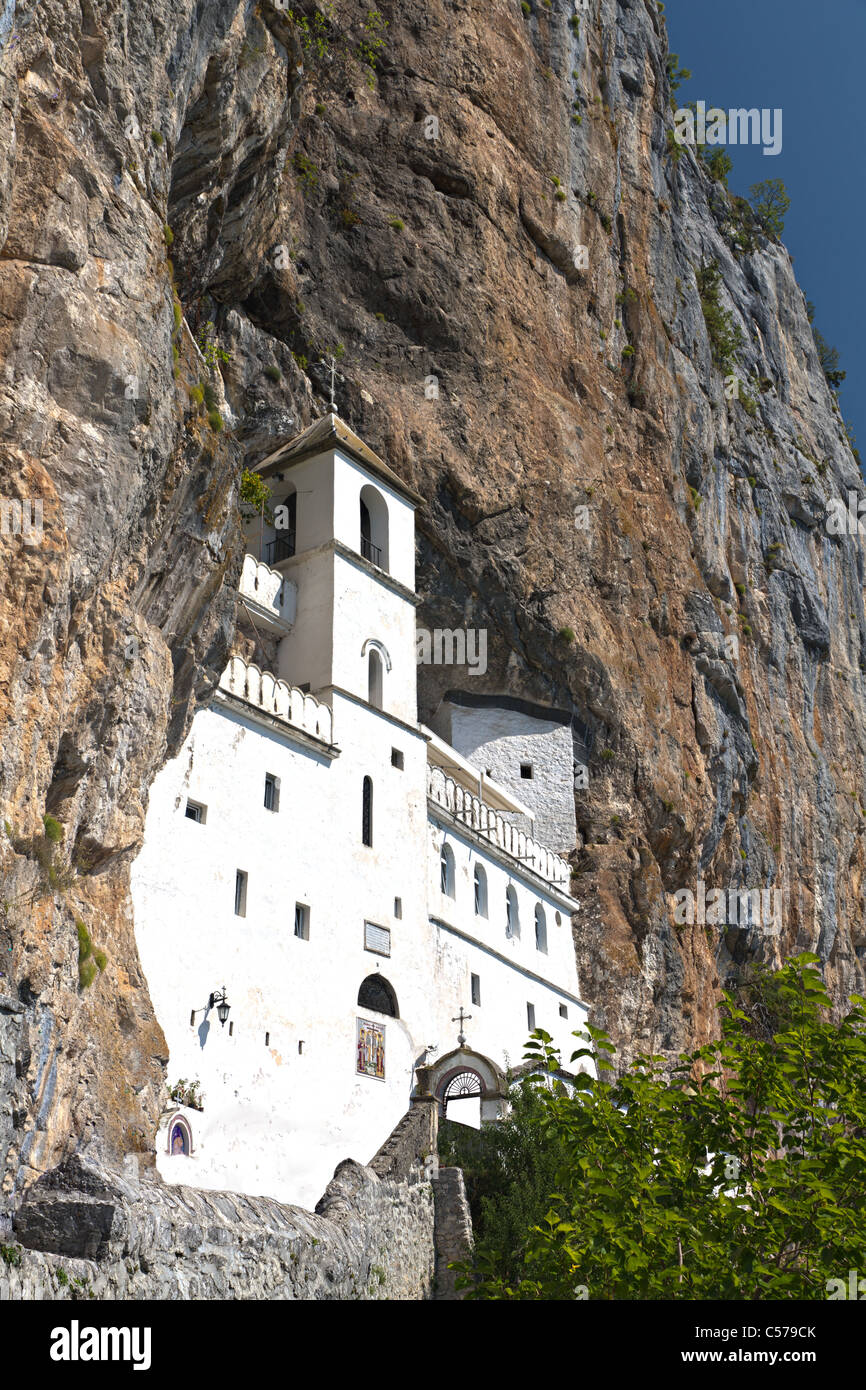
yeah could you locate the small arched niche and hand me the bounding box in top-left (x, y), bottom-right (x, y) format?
top-left (166, 1113), bottom-right (193, 1156)
top-left (359, 484), bottom-right (389, 571)
top-left (358, 973), bottom-right (399, 1018)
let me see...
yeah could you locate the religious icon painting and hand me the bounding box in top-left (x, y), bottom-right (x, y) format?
top-left (356, 1017), bottom-right (385, 1080)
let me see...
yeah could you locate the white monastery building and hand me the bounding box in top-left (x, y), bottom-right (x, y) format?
top-left (131, 414), bottom-right (588, 1208)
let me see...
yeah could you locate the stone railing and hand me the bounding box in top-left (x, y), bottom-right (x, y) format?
top-left (239, 553), bottom-right (296, 626)
top-left (426, 766), bottom-right (571, 887)
top-left (219, 656), bottom-right (333, 744)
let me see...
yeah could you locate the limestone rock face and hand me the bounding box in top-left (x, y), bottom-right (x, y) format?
top-left (1, 0), bottom-right (864, 1204)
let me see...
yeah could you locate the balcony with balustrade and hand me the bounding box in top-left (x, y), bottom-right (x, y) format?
top-left (238, 554), bottom-right (297, 634)
top-left (426, 765), bottom-right (572, 890)
top-left (217, 655), bottom-right (335, 748)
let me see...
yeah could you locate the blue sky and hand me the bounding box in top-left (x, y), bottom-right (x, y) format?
top-left (662, 0), bottom-right (863, 466)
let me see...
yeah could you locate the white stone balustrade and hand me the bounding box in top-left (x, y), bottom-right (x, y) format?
top-left (220, 656), bottom-right (333, 744)
top-left (426, 766), bottom-right (571, 888)
top-left (239, 554), bottom-right (296, 626)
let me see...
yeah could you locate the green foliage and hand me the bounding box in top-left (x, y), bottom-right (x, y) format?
top-left (42, 815), bottom-right (63, 844)
top-left (79, 958), bottom-right (97, 989)
top-left (702, 148), bottom-right (732, 186)
top-left (76, 919), bottom-right (105, 988)
top-left (339, 206), bottom-right (361, 227)
top-left (293, 352), bottom-right (308, 370)
top-left (844, 421), bottom-right (861, 467)
top-left (356, 8), bottom-right (387, 88)
top-left (163, 224), bottom-right (174, 248)
top-left (264, 364), bottom-right (282, 382)
top-left (239, 468), bottom-right (273, 523)
top-left (665, 52), bottom-right (691, 96)
top-left (169, 1077), bottom-right (204, 1110)
top-left (747, 178), bottom-right (790, 240)
top-left (76, 920), bottom-right (92, 960)
top-left (188, 384), bottom-right (204, 407)
top-left (197, 321), bottom-right (230, 371)
top-left (464, 957), bottom-right (866, 1300)
top-left (202, 382), bottom-right (218, 410)
top-left (665, 128), bottom-right (683, 164)
top-left (150, 131), bottom-right (163, 147)
top-left (293, 151), bottom-right (319, 194)
top-left (521, 0), bottom-right (530, 13)
top-left (0, 1243), bottom-right (22, 1267)
top-left (440, 1080), bottom-right (570, 1285)
top-left (601, 748), bottom-right (614, 761)
top-left (812, 327), bottom-right (846, 391)
top-left (557, 626), bottom-right (576, 643)
top-left (388, 217), bottom-right (405, 231)
top-left (696, 261), bottom-right (744, 374)
top-left (56, 1267), bottom-right (69, 1286)
top-left (207, 409), bottom-right (224, 433)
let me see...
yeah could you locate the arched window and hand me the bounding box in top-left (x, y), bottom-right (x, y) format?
top-left (267, 486), bottom-right (296, 565)
top-left (505, 885), bottom-right (519, 939)
top-left (473, 864), bottom-right (488, 917)
top-left (362, 776), bottom-right (373, 846)
top-left (535, 904), bottom-right (548, 953)
top-left (368, 648), bottom-right (383, 709)
top-left (358, 974), bottom-right (399, 1018)
top-left (359, 484), bottom-right (389, 571)
top-left (440, 842), bottom-right (455, 897)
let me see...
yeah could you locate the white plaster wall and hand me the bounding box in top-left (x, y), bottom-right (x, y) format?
top-left (333, 451), bottom-right (416, 591)
top-left (330, 553), bottom-right (418, 723)
top-left (131, 699), bottom-right (431, 1210)
top-left (274, 549), bottom-right (335, 694)
top-left (444, 705), bottom-right (577, 853)
top-left (424, 818), bottom-right (584, 1068)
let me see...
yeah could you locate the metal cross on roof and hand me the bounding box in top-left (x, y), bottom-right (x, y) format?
top-left (452, 1008), bottom-right (472, 1047)
top-left (322, 354), bottom-right (341, 413)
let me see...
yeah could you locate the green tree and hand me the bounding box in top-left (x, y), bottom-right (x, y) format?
top-left (696, 261), bottom-right (744, 374)
top-left (462, 956), bottom-right (866, 1300)
top-left (665, 53), bottom-right (691, 97)
top-left (747, 178), bottom-right (790, 239)
top-left (239, 469), bottom-right (273, 524)
top-left (812, 328), bottom-right (846, 390)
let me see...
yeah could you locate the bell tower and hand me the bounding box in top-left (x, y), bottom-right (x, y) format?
top-left (246, 414), bottom-right (423, 725)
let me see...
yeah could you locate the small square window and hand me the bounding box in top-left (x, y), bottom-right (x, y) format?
top-left (264, 774), bottom-right (280, 812)
top-left (559, 1004), bottom-right (568, 1019)
top-left (391, 748), bottom-right (404, 770)
top-left (294, 903), bottom-right (310, 940)
top-left (520, 763), bottom-right (533, 780)
top-left (185, 800), bottom-right (206, 823)
top-left (394, 897), bottom-right (402, 919)
top-left (471, 974), bottom-right (481, 1007)
top-left (527, 1002), bottom-right (536, 1031)
top-left (234, 870), bottom-right (248, 918)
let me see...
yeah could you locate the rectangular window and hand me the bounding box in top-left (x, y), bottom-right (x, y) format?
top-left (264, 774), bottom-right (279, 811)
top-left (471, 974), bottom-right (481, 1007)
top-left (559, 1003), bottom-right (568, 1019)
top-left (520, 763), bottom-right (533, 779)
top-left (527, 1002), bottom-right (536, 1031)
top-left (185, 800), bottom-right (206, 823)
top-left (234, 870), bottom-right (247, 918)
top-left (362, 777), bottom-right (373, 846)
top-left (365, 921), bottom-right (391, 957)
top-left (391, 747), bottom-right (404, 769)
top-left (294, 903), bottom-right (310, 940)
top-left (394, 897), bottom-right (402, 919)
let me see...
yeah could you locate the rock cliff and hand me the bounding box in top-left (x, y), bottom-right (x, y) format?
top-left (1, 0), bottom-right (864, 1207)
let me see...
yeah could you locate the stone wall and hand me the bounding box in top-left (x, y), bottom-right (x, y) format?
top-left (0, 1101), bottom-right (446, 1301)
top-left (433, 1167), bottom-right (474, 1300)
